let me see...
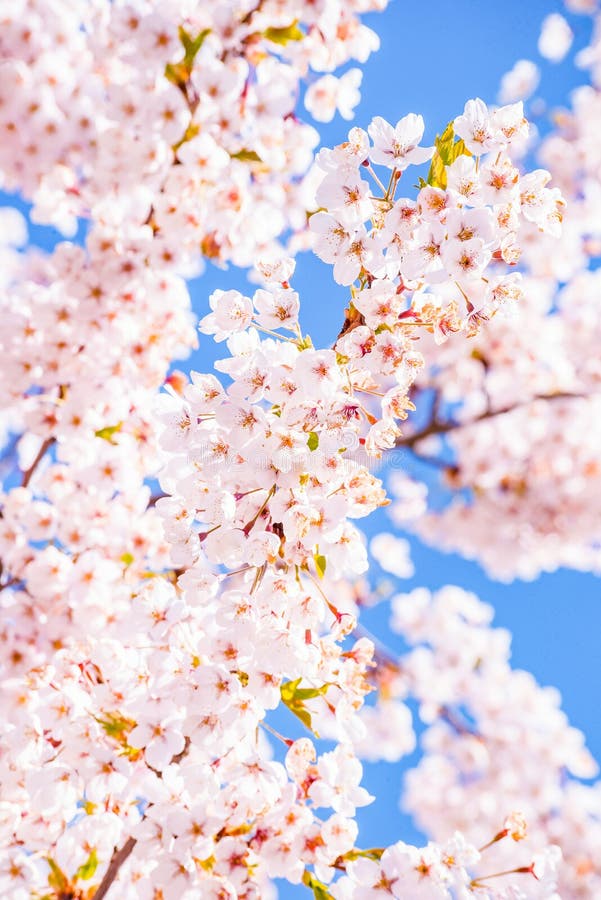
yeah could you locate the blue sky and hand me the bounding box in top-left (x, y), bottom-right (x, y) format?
top-left (2, 0), bottom-right (598, 889)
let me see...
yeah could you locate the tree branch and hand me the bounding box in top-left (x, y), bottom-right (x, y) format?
top-left (21, 437), bottom-right (55, 488)
top-left (90, 737), bottom-right (191, 898)
top-left (396, 391), bottom-right (588, 450)
top-left (147, 491), bottom-right (167, 509)
top-left (0, 576), bottom-right (20, 593)
top-left (91, 836), bottom-right (137, 900)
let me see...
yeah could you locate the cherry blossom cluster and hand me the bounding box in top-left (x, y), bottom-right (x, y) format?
top-left (387, 585), bottom-right (601, 898)
top-left (494, 1), bottom-right (601, 284)
top-left (0, 251), bottom-right (565, 899)
top-left (0, 0), bottom-right (389, 673)
top-left (0, 2), bottom-right (589, 895)
top-left (388, 270), bottom-right (601, 580)
top-left (0, 0), bottom-right (386, 265)
top-left (309, 98), bottom-right (564, 343)
top-left (381, 5), bottom-right (601, 581)
top-left (0, 210), bottom-right (197, 676)
top-left (0, 136), bottom-right (567, 894)
top-left (537, 8), bottom-right (601, 272)
top-left (1, 593), bottom-right (561, 900)
top-left (2, 557), bottom-right (565, 898)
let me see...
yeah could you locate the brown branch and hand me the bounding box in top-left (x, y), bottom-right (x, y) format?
top-left (0, 576), bottom-right (20, 593)
top-left (440, 705), bottom-right (482, 740)
top-left (21, 437), bottom-right (55, 488)
top-left (396, 391), bottom-right (588, 450)
top-left (415, 454), bottom-right (453, 471)
top-left (90, 738), bottom-right (191, 898)
top-left (171, 735), bottom-right (191, 764)
top-left (147, 491), bottom-right (167, 509)
top-left (240, 0), bottom-right (266, 25)
top-left (91, 836), bottom-right (137, 900)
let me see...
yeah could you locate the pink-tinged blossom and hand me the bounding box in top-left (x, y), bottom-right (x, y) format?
top-left (308, 745), bottom-right (373, 815)
top-left (454, 98), bottom-right (501, 155)
top-left (128, 718), bottom-right (186, 772)
top-left (538, 14), bottom-right (573, 62)
top-left (499, 59), bottom-right (541, 104)
top-left (305, 69), bottom-right (363, 123)
top-left (370, 533), bottom-right (414, 578)
top-left (199, 289), bottom-right (254, 342)
top-left (253, 288), bottom-right (300, 331)
top-left (368, 113), bottom-right (434, 170)
top-left (0, 37), bottom-right (575, 896)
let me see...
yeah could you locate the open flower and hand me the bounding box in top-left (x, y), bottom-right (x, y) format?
top-left (368, 113), bottom-right (434, 170)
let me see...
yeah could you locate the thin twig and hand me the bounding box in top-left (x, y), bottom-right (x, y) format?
top-left (21, 437), bottom-right (55, 488)
top-left (440, 705), bottom-right (481, 739)
top-left (0, 576), bottom-right (20, 593)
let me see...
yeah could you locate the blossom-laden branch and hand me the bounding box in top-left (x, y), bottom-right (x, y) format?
top-left (90, 738), bottom-right (191, 899)
top-left (0, 0), bottom-right (594, 892)
top-left (397, 390), bottom-right (589, 449)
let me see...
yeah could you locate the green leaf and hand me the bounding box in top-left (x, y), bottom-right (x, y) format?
top-left (426, 121), bottom-right (471, 189)
top-left (263, 21), bottom-right (304, 45)
top-left (179, 26), bottom-right (211, 68)
top-left (447, 137), bottom-right (469, 165)
top-left (165, 28), bottom-right (210, 85)
top-left (280, 679), bottom-right (330, 735)
top-left (172, 121), bottom-right (200, 152)
top-left (280, 677), bottom-right (303, 704)
top-left (297, 334), bottom-right (314, 350)
top-left (165, 61), bottom-right (189, 87)
top-left (427, 150), bottom-right (447, 190)
top-left (97, 711), bottom-right (136, 741)
top-left (230, 148), bottom-right (263, 163)
top-left (435, 122), bottom-right (471, 167)
top-left (344, 847), bottom-right (385, 862)
top-left (75, 848), bottom-right (99, 881)
top-left (95, 423), bottom-right (122, 444)
top-left (435, 121), bottom-right (455, 159)
top-left (46, 858), bottom-right (69, 891)
top-left (293, 705), bottom-right (315, 731)
top-left (307, 432), bottom-right (319, 452)
top-left (302, 869), bottom-right (335, 900)
top-left (293, 684), bottom-right (329, 701)
top-left (314, 552), bottom-right (326, 578)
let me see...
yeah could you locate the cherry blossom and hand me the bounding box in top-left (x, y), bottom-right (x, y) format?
top-left (388, 586), bottom-right (601, 898)
top-left (381, 4), bottom-right (601, 581)
top-left (498, 60), bottom-right (541, 104)
top-left (538, 14), bottom-right (574, 62)
top-left (305, 70), bottom-right (363, 123)
top-left (0, 2), bottom-right (595, 898)
top-left (368, 113), bottom-right (435, 170)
